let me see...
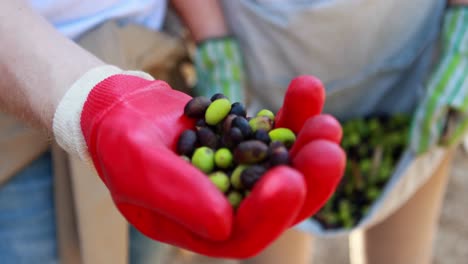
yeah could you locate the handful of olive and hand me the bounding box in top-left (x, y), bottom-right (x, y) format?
top-left (176, 94), bottom-right (296, 208)
top-left (312, 114), bottom-right (411, 229)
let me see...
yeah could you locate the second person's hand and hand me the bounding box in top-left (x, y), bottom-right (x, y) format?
top-left (193, 36), bottom-right (246, 104)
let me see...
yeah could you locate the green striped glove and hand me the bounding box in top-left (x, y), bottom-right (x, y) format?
top-left (410, 6), bottom-right (468, 154)
top-left (193, 37), bottom-right (246, 103)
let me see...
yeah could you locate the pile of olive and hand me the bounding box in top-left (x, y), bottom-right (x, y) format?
top-left (176, 94), bottom-right (296, 208)
top-left (312, 114), bottom-right (411, 229)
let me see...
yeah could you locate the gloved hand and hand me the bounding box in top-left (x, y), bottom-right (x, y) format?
top-left (112, 75), bottom-right (345, 258)
top-left (53, 66), bottom-right (233, 241)
top-left (193, 36), bottom-right (246, 103)
top-left (410, 6), bottom-right (468, 154)
top-left (53, 67), bottom-right (345, 258)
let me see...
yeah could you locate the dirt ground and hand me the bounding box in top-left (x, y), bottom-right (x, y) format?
top-left (155, 147), bottom-right (468, 264)
top-left (433, 147), bottom-right (468, 264)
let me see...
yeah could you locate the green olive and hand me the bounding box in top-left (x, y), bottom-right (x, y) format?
top-left (366, 187), bottom-right (381, 201)
top-left (214, 148), bottom-right (233, 169)
top-left (227, 191), bottom-right (243, 208)
top-left (208, 171), bottom-right (230, 193)
top-left (205, 98), bottom-right (232, 125)
top-left (231, 165), bottom-right (248, 189)
top-left (249, 116), bottom-right (273, 132)
top-left (191, 147), bottom-right (215, 173)
top-left (256, 109), bottom-right (275, 120)
top-left (269, 128), bottom-right (296, 148)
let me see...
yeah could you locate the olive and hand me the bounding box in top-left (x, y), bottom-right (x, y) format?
top-left (249, 116), bottom-right (273, 132)
top-left (230, 102), bottom-right (247, 117)
top-left (366, 187), bottom-right (381, 201)
top-left (205, 98), bottom-right (232, 125)
top-left (191, 147), bottom-right (215, 173)
top-left (269, 141), bottom-right (286, 150)
top-left (269, 128), bottom-right (296, 148)
top-left (214, 148), bottom-right (233, 169)
top-left (269, 145), bottom-right (290, 166)
top-left (176, 130), bottom-right (197, 156)
top-left (209, 171), bottom-right (231, 193)
top-left (184, 97), bottom-right (211, 119)
top-left (195, 119), bottom-right (209, 130)
top-left (234, 140), bottom-right (269, 164)
top-left (227, 191), bottom-right (243, 208)
top-left (222, 114), bottom-right (238, 134)
top-left (231, 165), bottom-right (248, 189)
top-left (222, 127), bottom-right (244, 149)
top-left (254, 129), bottom-right (271, 145)
top-left (240, 165), bottom-right (267, 190)
top-left (211, 93), bottom-right (227, 101)
top-left (256, 109), bottom-right (275, 121)
top-left (197, 127), bottom-right (218, 149)
top-left (232, 116), bottom-right (253, 138)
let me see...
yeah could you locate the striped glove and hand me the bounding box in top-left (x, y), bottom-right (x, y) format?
top-left (410, 6), bottom-right (468, 154)
top-left (193, 37), bottom-right (246, 103)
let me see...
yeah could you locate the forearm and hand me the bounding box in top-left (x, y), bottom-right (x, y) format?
top-left (170, 0), bottom-right (229, 42)
top-left (0, 0), bottom-right (104, 131)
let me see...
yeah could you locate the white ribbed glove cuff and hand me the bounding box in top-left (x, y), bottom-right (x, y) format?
top-left (52, 65), bottom-right (154, 162)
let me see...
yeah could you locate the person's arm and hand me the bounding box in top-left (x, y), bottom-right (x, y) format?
top-left (0, 0), bottom-right (104, 130)
top-left (170, 0), bottom-right (229, 43)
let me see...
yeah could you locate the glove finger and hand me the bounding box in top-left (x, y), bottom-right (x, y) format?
top-left (291, 140), bottom-right (346, 225)
top-left (118, 166), bottom-right (306, 259)
top-left (275, 75), bottom-right (326, 133)
top-left (290, 114), bottom-right (342, 157)
top-left (221, 166), bottom-right (306, 258)
top-left (95, 109), bottom-right (233, 241)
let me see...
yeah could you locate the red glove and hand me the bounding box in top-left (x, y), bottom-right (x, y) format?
top-left (53, 66), bottom-right (233, 241)
top-left (53, 66), bottom-right (345, 259)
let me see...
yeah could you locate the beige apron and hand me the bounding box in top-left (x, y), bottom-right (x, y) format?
top-left (0, 21), bottom-right (189, 264)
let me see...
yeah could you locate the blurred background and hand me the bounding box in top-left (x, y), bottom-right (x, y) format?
top-left (2, 1), bottom-right (467, 264)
